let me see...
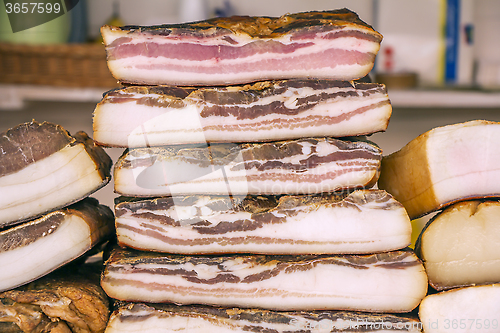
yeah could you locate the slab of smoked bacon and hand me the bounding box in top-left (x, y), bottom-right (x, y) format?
top-left (113, 137), bottom-right (382, 197)
top-left (101, 9), bottom-right (382, 86)
top-left (93, 80), bottom-right (391, 148)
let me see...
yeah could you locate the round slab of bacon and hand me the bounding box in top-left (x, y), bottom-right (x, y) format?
top-left (378, 120), bottom-right (500, 219)
top-left (0, 198), bottom-right (114, 292)
top-left (113, 137), bottom-right (382, 197)
top-left (105, 302), bottom-right (423, 333)
top-left (114, 189), bottom-right (411, 255)
top-left (101, 9), bottom-right (382, 86)
top-left (92, 80), bottom-right (392, 148)
top-left (0, 121), bottom-right (112, 227)
top-left (101, 247), bottom-right (428, 313)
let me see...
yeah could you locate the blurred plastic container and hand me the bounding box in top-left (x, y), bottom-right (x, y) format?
top-left (375, 0), bottom-right (474, 88)
top-left (0, 0), bottom-right (71, 45)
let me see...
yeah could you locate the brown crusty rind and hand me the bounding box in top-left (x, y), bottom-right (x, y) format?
top-left (0, 197), bottom-right (114, 254)
top-left (0, 263), bottom-right (110, 333)
top-left (103, 8), bottom-right (382, 41)
top-left (105, 246), bottom-right (421, 274)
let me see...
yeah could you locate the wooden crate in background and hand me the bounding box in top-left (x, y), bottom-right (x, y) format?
top-left (0, 43), bottom-right (119, 88)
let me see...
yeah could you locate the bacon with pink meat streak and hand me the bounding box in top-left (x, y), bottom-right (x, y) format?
top-left (101, 9), bottom-right (382, 86)
top-left (114, 189), bottom-right (411, 255)
top-left (101, 247), bottom-right (428, 312)
top-left (113, 137), bottom-right (382, 197)
top-left (93, 80), bottom-right (391, 148)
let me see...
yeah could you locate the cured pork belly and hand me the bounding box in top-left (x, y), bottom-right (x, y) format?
top-left (101, 9), bottom-right (382, 86)
top-left (0, 198), bottom-right (114, 292)
top-left (0, 263), bottom-right (109, 333)
top-left (93, 80), bottom-right (392, 147)
top-left (378, 120), bottom-right (500, 219)
top-left (419, 284), bottom-right (500, 333)
top-left (106, 302), bottom-right (423, 333)
top-left (0, 121), bottom-right (112, 227)
top-left (101, 247), bottom-right (427, 312)
top-left (114, 137), bottom-right (382, 197)
top-left (114, 189), bottom-right (411, 254)
top-left (415, 200), bottom-right (500, 291)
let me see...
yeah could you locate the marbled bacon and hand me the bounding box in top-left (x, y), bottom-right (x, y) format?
top-left (101, 247), bottom-right (428, 313)
top-left (114, 189), bottom-right (411, 254)
top-left (105, 302), bottom-right (423, 333)
top-left (101, 9), bottom-right (382, 86)
top-left (93, 80), bottom-right (392, 148)
top-left (114, 137), bottom-right (382, 197)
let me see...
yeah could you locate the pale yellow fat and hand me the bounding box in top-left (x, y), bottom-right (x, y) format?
top-left (421, 200), bottom-right (500, 290)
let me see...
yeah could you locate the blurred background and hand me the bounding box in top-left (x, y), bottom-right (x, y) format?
top-left (1, 0), bottom-right (500, 211)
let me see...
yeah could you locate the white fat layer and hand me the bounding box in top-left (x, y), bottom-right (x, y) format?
top-left (108, 61), bottom-right (373, 86)
top-left (0, 144), bottom-right (104, 224)
top-left (421, 201), bottom-right (500, 288)
top-left (419, 284), bottom-right (500, 333)
top-left (94, 89), bottom-right (390, 147)
top-left (116, 192), bottom-right (411, 254)
top-left (427, 122), bottom-right (500, 204)
top-left (0, 215), bottom-right (91, 292)
top-left (103, 255), bottom-right (427, 312)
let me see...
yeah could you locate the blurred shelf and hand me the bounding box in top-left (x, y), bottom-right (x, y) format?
top-left (387, 88), bottom-right (500, 108)
top-left (1, 84), bottom-right (500, 110)
top-left (0, 84), bottom-right (109, 110)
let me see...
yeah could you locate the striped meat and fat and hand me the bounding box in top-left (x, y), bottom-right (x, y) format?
top-left (101, 248), bottom-right (427, 312)
top-left (113, 137), bottom-right (382, 197)
top-left (93, 80), bottom-right (392, 147)
top-left (114, 189), bottom-right (411, 254)
top-left (101, 9), bottom-right (382, 85)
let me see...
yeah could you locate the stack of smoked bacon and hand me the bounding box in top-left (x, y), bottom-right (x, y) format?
top-left (94, 8), bottom-right (426, 333)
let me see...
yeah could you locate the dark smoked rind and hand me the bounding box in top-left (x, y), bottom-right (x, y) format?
top-left (0, 198), bottom-right (114, 253)
top-left (100, 80), bottom-right (388, 119)
top-left (74, 131), bottom-right (113, 182)
top-left (110, 8), bottom-right (381, 41)
top-left (0, 121), bottom-right (112, 180)
top-left (0, 121), bottom-right (73, 178)
top-left (105, 246), bottom-right (421, 281)
top-left (0, 263), bottom-right (110, 333)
